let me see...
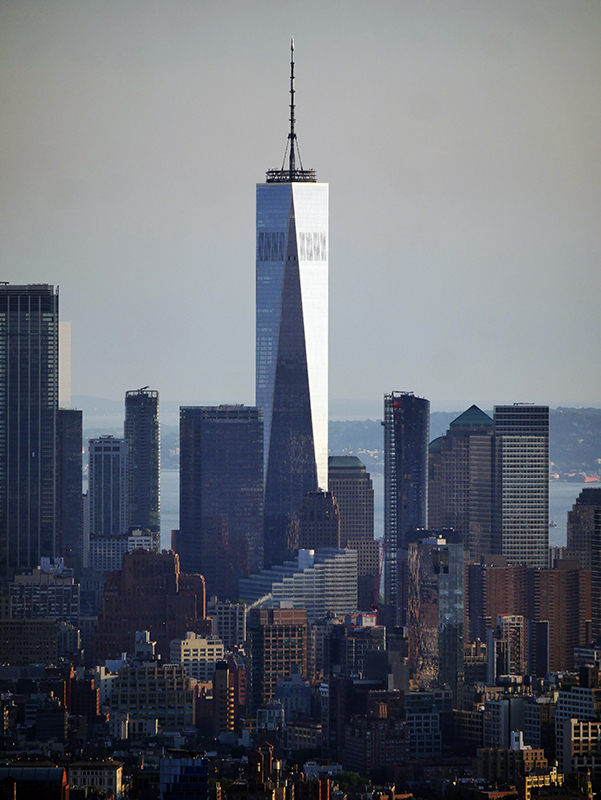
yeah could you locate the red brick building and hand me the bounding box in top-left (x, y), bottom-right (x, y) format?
top-left (94, 550), bottom-right (209, 661)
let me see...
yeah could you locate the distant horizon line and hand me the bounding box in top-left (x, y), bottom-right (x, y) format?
top-left (71, 393), bottom-right (601, 415)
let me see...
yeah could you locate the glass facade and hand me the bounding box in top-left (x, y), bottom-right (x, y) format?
top-left (427, 405), bottom-right (494, 561)
top-left (407, 537), bottom-right (464, 701)
top-left (384, 391), bottom-right (430, 617)
top-left (0, 285), bottom-right (59, 576)
top-left (56, 407), bottom-right (84, 572)
top-left (88, 437), bottom-right (128, 538)
top-left (257, 181), bottom-right (329, 568)
top-left (493, 404), bottom-right (549, 569)
top-left (179, 405), bottom-right (264, 599)
top-left (125, 388), bottom-right (160, 533)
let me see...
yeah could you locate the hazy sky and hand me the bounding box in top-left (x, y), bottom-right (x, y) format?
top-left (1, 0), bottom-right (600, 415)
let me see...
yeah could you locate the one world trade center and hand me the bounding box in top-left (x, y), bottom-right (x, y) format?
top-left (256, 41), bottom-right (328, 568)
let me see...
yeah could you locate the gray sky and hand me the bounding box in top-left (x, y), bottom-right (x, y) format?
top-left (1, 0), bottom-right (600, 415)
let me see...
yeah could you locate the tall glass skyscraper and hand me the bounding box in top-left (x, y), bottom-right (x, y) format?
top-left (125, 387), bottom-right (160, 533)
top-left (493, 404), bottom-right (549, 569)
top-left (384, 391), bottom-right (430, 625)
top-left (179, 405), bottom-right (264, 600)
top-left (0, 284), bottom-right (59, 576)
top-left (257, 42), bottom-right (328, 568)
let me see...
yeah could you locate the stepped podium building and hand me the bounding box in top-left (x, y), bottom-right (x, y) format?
top-left (257, 41), bottom-right (328, 567)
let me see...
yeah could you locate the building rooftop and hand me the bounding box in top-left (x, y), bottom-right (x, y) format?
top-left (576, 487), bottom-right (601, 505)
top-left (449, 405), bottom-right (494, 429)
top-left (429, 436), bottom-right (443, 454)
top-left (328, 456), bottom-right (366, 470)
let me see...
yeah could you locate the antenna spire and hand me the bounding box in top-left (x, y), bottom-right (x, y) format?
top-left (265, 39), bottom-right (316, 183)
top-left (289, 38), bottom-right (296, 175)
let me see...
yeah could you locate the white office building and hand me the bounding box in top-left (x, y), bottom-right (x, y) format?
top-left (240, 548), bottom-right (357, 623)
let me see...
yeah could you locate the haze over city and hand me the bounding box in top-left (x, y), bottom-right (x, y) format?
top-left (1, 0), bottom-right (600, 413)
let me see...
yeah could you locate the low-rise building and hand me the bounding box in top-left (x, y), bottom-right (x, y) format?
top-left (160, 757), bottom-right (208, 800)
top-left (343, 703), bottom-right (410, 775)
top-left (560, 719), bottom-right (601, 778)
top-left (108, 663), bottom-right (195, 731)
top-left (404, 691), bottom-right (442, 760)
top-left (0, 562), bottom-right (80, 626)
top-left (69, 759), bottom-right (123, 800)
top-left (207, 597), bottom-right (246, 650)
top-left (0, 619), bottom-right (61, 665)
top-left (555, 684), bottom-right (601, 771)
top-left (287, 720), bottom-right (323, 750)
top-left (476, 742), bottom-right (548, 785)
top-left (274, 668), bottom-right (311, 722)
top-left (170, 632), bottom-right (224, 682)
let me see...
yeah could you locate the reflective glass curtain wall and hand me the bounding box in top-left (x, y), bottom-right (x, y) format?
top-left (0, 285), bottom-right (59, 575)
top-left (384, 391), bottom-right (430, 622)
top-left (179, 405), bottom-right (264, 599)
top-left (125, 388), bottom-right (160, 533)
top-left (257, 182), bottom-right (328, 568)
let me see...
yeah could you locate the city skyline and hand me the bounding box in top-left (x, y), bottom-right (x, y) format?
top-left (2, 2), bottom-right (600, 412)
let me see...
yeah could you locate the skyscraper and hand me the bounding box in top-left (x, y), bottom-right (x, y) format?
top-left (566, 487), bottom-right (601, 570)
top-left (179, 405), bottom-right (264, 599)
top-left (0, 284), bottom-right (59, 576)
top-left (328, 456), bottom-right (374, 543)
top-left (384, 391), bottom-right (430, 623)
top-left (57, 407), bottom-right (84, 572)
top-left (88, 436), bottom-right (128, 538)
top-left (329, 455), bottom-right (379, 611)
top-left (298, 489), bottom-right (340, 550)
top-left (125, 387), bottom-right (160, 533)
top-left (93, 549), bottom-right (208, 663)
top-left (407, 535), bottom-right (464, 701)
top-left (87, 436), bottom-right (128, 572)
top-left (257, 41), bottom-right (328, 568)
top-left (427, 405), bottom-right (494, 561)
top-left (247, 607), bottom-right (307, 711)
top-left (493, 404), bottom-right (549, 568)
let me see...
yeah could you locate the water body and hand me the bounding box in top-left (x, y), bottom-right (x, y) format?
top-left (160, 472), bottom-right (586, 552)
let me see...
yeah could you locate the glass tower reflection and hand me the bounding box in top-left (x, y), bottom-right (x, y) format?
top-left (256, 42), bottom-right (328, 568)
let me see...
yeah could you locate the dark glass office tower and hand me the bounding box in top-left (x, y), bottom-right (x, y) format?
top-left (57, 408), bottom-right (83, 572)
top-left (298, 489), bottom-right (340, 550)
top-left (428, 405), bottom-right (494, 561)
top-left (592, 508), bottom-right (601, 644)
top-left (566, 487), bottom-right (601, 570)
top-left (0, 284), bottom-right (59, 576)
top-left (88, 436), bottom-right (128, 537)
top-left (179, 406), bottom-right (264, 600)
top-left (408, 535), bottom-right (464, 701)
top-left (125, 388), bottom-right (160, 533)
top-left (257, 42), bottom-right (328, 568)
top-left (384, 391), bottom-right (429, 624)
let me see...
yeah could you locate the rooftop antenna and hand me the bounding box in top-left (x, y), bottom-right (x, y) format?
top-left (289, 37), bottom-right (296, 175)
top-left (266, 39), bottom-right (316, 183)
